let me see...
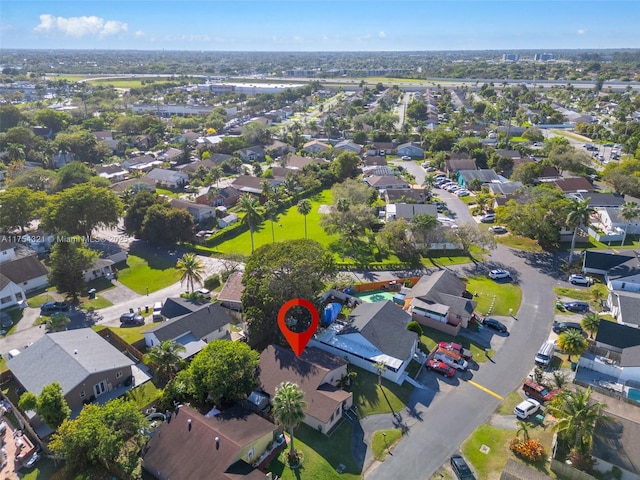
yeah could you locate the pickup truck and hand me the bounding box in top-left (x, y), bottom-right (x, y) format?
top-left (438, 342), bottom-right (473, 360)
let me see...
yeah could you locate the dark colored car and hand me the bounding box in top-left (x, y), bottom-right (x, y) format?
top-left (522, 380), bottom-right (562, 403)
top-left (0, 312), bottom-right (13, 329)
top-left (120, 312), bottom-right (145, 326)
top-left (426, 359), bottom-right (455, 378)
top-left (552, 321), bottom-right (583, 334)
top-left (482, 317), bottom-right (508, 333)
top-left (40, 301), bottom-right (69, 313)
top-left (450, 454), bottom-right (476, 480)
top-left (563, 301), bottom-right (589, 313)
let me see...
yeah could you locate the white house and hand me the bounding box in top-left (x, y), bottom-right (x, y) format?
top-left (83, 258), bottom-right (115, 283)
top-left (333, 140), bottom-right (362, 154)
top-left (0, 240), bottom-right (17, 264)
top-left (0, 275), bottom-right (27, 309)
top-left (1, 255), bottom-right (49, 293)
top-left (168, 198), bottom-right (216, 223)
top-left (596, 207), bottom-right (640, 237)
top-left (145, 168), bottom-right (189, 188)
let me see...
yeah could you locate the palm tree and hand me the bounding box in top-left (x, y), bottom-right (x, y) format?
top-left (143, 340), bottom-right (186, 384)
top-left (589, 284), bottom-right (607, 311)
top-left (374, 361), bottom-right (387, 386)
top-left (210, 165), bottom-right (224, 188)
top-left (260, 178), bottom-right (273, 200)
top-left (516, 420), bottom-right (531, 441)
top-left (550, 387), bottom-right (610, 454)
top-left (566, 199), bottom-right (595, 265)
top-left (238, 194), bottom-right (263, 254)
top-left (176, 253), bottom-right (205, 293)
top-left (557, 329), bottom-right (589, 362)
top-left (264, 200), bottom-right (279, 244)
top-left (272, 382), bottom-right (307, 463)
top-left (422, 173), bottom-right (437, 197)
top-left (296, 199), bottom-right (312, 239)
top-left (581, 312), bottom-right (601, 339)
top-left (619, 201), bottom-right (640, 247)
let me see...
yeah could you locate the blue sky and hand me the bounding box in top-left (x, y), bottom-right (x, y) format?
top-left (1, 1), bottom-right (638, 51)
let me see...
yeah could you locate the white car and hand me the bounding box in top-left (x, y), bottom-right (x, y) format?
top-left (196, 288), bottom-right (211, 300)
top-left (455, 189), bottom-right (470, 197)
top-left (569, 274), bottom-right (593, 286)
top-left (514, 399), bottom-right (541, 419)
top-left (488, 269), bottom-right (511, 280)
top-left (434, 352), bottom-right (468, 371)
top-left (401, 155), bottom-right (412, 161)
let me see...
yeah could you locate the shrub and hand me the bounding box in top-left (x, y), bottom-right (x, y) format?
top-left (204, 274), bottom-right (220, 290)
top-left (509, 438), bottom-right (545, 463)
top-left (406, 321), bottom-right (422, 336)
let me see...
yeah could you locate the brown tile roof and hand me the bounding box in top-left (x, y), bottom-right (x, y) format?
top-left (218, 271), bottom-right (245, 304)
top-left (286, 155), bottom-right (320, 169)
top-left (142, 405), bottom-right (274, 480)
top-left (1, 255), bottom-right (48, 284)
top-left (553, 177), bottom-right (595, 193)
top-left (259, 345), bottom-right (351, 423)
top-left (445, 159), bottom-right (477, 172)
top-left (363, 156), bottom-right (387, 167)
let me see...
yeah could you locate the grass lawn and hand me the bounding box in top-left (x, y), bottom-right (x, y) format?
top-left (420, 325), bottom-right (494, 363)
top-left (155, 187), bottom-right (182, 198)
top-left (372, 429), bottom-right (403, 461)
top-left (465, 276), bottom-right (522, 317)
top-left (93, 323), bottom-right (155, 344)
top-left (116, 244), bottom-right (182, 294)
top-left (125, 381), bottom-right (162, 409)
top-left (551, 129), bottom-right (591, 142)
top-left (496, 390), bottom-right (524, 416)
top-left (553, 287), bottom-right (591, 302)
top-left (22, 458), bottom-right (62, 480)
top-left (422, 254), bottom-right (474, 268)
top-left (495, 234), bottom-right (543, 252)
top-left (347, 366), bottom-right (413, 418)
top-left (87, 77), bottom-right (179, 88)
top-left (26, 287), bottom-right (61, 308)
top-left (267, 423), bottom-right (360, 480)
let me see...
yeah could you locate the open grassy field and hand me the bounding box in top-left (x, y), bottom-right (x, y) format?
top-left (465, 276), bottom-right (522, 317)
top-left (86, 77), bottom-right (181, 88)
top-left (551, 129), bottom-right (591, 142)
top-left (348, 366), bottom-right (413, 418)
top-left (115, 243), bottom-right (182, 294)
top-left (93, 323), bottom-right (155, 344)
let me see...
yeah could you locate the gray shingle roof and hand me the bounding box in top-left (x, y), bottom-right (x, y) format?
top-left (344, 301), bottom-right (416, 360)
top-left (583, 251), bottom-right (636, 272)
top-left (160, 297), bottom-right (205, 319)
top-left (146, 168), bottom-right (187, 183)
top-left (409, 270), bottom-right (467, 299)
top-left (500, 458), bottom-right (553, 480)
top-left (592, 413), bottom-right (640, 475)
top-left (0, 255), bottom-right (48, 284)
top-left (614, 293), bottom-right (640, 326)
top-left (458, 169), bottom-right (500, 183)
top-left (583, 193), bottom-right (626, 207)
top-left (6, 329), bottom-right (133, 396)
top-left (595, 321), bottom-right (640, 350)
top-left (147, 303), bottom-right (231, 343)
top-left (621, 345), bottom-right (640, 367)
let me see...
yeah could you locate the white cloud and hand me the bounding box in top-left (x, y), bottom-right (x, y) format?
top-left (378, 31), bottom-right (386, 38)
top-left (577, 29), bottom-right (586, 35)
top-left (135, 30), bottom-right (145, 38)
top-left (34, 14), bottom-right (127, 37)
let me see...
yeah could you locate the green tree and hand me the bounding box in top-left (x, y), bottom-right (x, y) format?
top-left (516, 420), bottom-right (531, 442)
top-left (581, 312), bottom-right (601, 339)
top-left (330, 151), bottom-right (360, 181)
top-left (46, 312), bottom-right (70, 332)
top-left (48, 237), bottom-right (98, 300)
top-left (557, 329), bottom-right (588, 361)
top-left (566, 198), bottom-right (594, 265)
top-left (181, 340), bottom-right (259, 404)
top-left (19, 382), bottom-right (71, 430)
top-left (272, 382), bottom-right (307, 463)
top-left (377, 218), bottom-right (419, 263)
top-left (238, 194), bottom-right (263, 254)
top-left (375, 361), bottom-right (387, 386)
top-left (589, 284), bottom-right (608, 311)
top-left (422, 173), bottom-right (437, 196)
top-left (33, 109), bottom-right (73, 133)
top-left (242, 239), bottom-right (336, 348)
top-left (124, 190), bottom-right (163, 236)
top-left (0, 187), bottom-right (47, 234)
top-left (211, 165), bottom-right (224, 187)
top-left (410, 213), bottom-right (438, 246)
top-left (144, 340), bottom-right (186, 384)
top-left (139, 204), bottom-right (194, 245)
top-left (296, 199), bottom-right (312, 239)
top-left (619, 201), bottom-right (640, 247)
top-left (9, 167), bottom-right (57, 192)
top-left (176, 253), bottom-right (205, 293)
top-left (0, 104), bottom-right (23, 131)
top-left (264, 200), bottom-right (280, 243)
top-left (451, 224), bottom-right (497, 255)
top-left (50, 398), bottom-right (146, 478)
top-left (54, 161), bottom-right (95, 191)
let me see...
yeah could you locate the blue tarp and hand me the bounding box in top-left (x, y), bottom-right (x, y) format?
top-left (322, 302), bottom-right (342, 325)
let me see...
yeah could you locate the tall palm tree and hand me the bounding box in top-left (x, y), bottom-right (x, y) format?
top-left (581, 312), bottom-right (601, 339)
top-left (176, 253), bottom-right (205, 293)
top-left (143, 340), bottom-right (186, 384)
top-left (210, 165), bottom-right (224, 188)
top-left (589, 284), bottom-right (607, 311)
top-left (264, 200), bottom-right (279, 244)
top-left (515, 420), bottom-right (531, 441)
top-left (550, 387), bottom-right (610, 454)
top-left (566, 198), bottom-right (594, 265)
top-left (296, 199), bottom-right (312, 239)
top-left (238, 194), bottom-right (263, 254)
top-left (557, 329), bottom-right (589, 362)
top-left (374, 361), bottom-right (387, 386)
top-left (260, 178), bottom-right (273, 200)
top-left (619, 201), bottom-right (640, 247)
top-left (422, 173), bottom-right (437, 197)
top-left (272, 382), bottom-right (307, 463)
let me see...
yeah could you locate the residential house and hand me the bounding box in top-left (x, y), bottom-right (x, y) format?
top-left (270, 166), bottom-right (300, 182)
top-left (83, 258), bottom-right (115, 283)
top-left (574, 192), bottom-right (626, 209)
top-left (196, 186), bottom-right (241, 208)
top-left (265, 140), bottom-right (295, 158)
top-left (95, 164), bottom-right (128, 182)
top-left (0, 274), bottom-right (26, 309)
top-left (123, 155), bottom-right (160, 172)
top-left (232, 175), bottom-right (281, 195)
top-left (386, 203), bottom-right (437, 222)
top-left (50, 151), bottom-right (74, 169)
top-left (218, 271), bottom-right (244, 311)
top-left (362, 166), bottom-right (395, 177)
top-left (362, 156), bottom-right (387, 167)
top-left (487, 181), bottom-right (523, 196)
top-left (445, 158), bottom-right (477, 174)
top-left (553, 177), bottom-right (596, 194)
top-left (311, 300), bottom-right (418, 384)
top-left (396, 142), bottom-right (424, 159)
top-left (160, 297), bottom-right (205, 319)
top-left (457, 169), bottom-right (500, 187)
top-left (146, 168), bottom-right (189, 188)
top-left (365, 175), bottom-right (410, 191)
top-left (384, 188), bottom-right (428, 204)
top-left (303, 140), bottom-right (330, 154)
top-left (500, 459), bottom-right (553, 480)
top-left (86, 240), bottom-right (128, 265)
top-left (405, 270), bottom-right (477, 335)
top-left (333, 140), bottom-right (362, 154)
top-left (0, 254), bottom-right (48, 292)
top-left (169, 198), bottom-right (216, 223)
top-left (159, 147), bottom-right (184, 164)
top-left (93, 130), bottom-right (120, 152)
top-left (595, 321), bottom-right (640, 353)
top-left (6, 329), bottom-right (134, 415)
top-left (495, 149), bottom-right (522, 161)
top-left (0, 240), bottom-right (17, 264)
top-left (142, 405), bottom-right (278, 480)
top-left (592, 413), bottom-right (640, 480)
top-left (284, 154), bottom-right (323, 170)
top-left (238, 146), bottom-right (265, 163)
top-left (257, 345), bottom-right (353, 434)
top-left (370, 142), bottom-right (396, 156)
top-left (111, 177), bottom-right (157, 194)
top-left (143, 303), bottom-right (232, 359)
top-left (596, 207), bottom-right (640, 238)
top-left (177, 155), bottom-right (233, 173)
top-left (218, 213), bottom-right (239, 228)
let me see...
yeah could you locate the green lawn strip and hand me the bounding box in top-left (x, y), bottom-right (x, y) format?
top-left (465, 276), bottom-right (522, 317)
top-left (496, 390), bottom-right (524, 416)
top-left (422, 254), bottom-right (474, 268)
top-left (116, 253), bottom-right (181, 294)
top-left (347, 366), bottom-right (413, 418)
top-left (79, 296), bottom-right (113, 310)
top-left (125, 381), bottom-right (162, 409)
top-left (92, 323), bottom-right (155, 344)
top-left (372, 429), bottom-right (403, 461)
top-left (26, 287), bottom-right (60, 308)
top-left (22, 458), bottom-right (62, 480)
top-left (553, 287), bottom-right (591, 302)
top-left (268, 423), bottom-right (360, 480)
top-left (551, 129), bottom-right (591, 142)
top-left (495, 234), bottom-right (543, 252)
top-left (419, 325), bottom-right (493, 364)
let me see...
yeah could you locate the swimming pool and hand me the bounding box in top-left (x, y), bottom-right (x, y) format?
top-left (354, 290), bottom-right (396, 303)
top-left (628, 388), bottom-right (640, 403)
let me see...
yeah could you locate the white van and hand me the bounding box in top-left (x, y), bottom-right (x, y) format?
top-left (152, 302), bottom-right (163, 321)
top-left (535, 342), bottom-right (555, 367)
top-left (7, 349), bottom-right (21, 359)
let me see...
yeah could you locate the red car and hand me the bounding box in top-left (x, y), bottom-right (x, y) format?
top-left (522, 380), bottom-right (561, 403)
top-left (427, 359), bottom-right (455, 378)
top-left (438, 342), bottom-right (473, 360)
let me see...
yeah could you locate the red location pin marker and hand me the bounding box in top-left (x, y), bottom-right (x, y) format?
top-left (278, 298), bottom-right (319, 357)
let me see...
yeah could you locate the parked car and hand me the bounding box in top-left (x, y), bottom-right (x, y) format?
top-left (23, 451), bottom-right (40, 469)
top-left (514, 398), bottom-right (541, 419)
top-left (426, 166), bottom-right (437, 172)
top-left (120, 312), bottom-right (145, 326)
top-left (438, 342), bottom-right (473, 360)
top-left (569, 274), bottom-right (594, 286)
top-left (421, 161), bottom-right (430, 167)
top-left (426, 359), bottom-right (455, 378)
top-left (450, 454), bottom-right (476, 480)
top-left (0, 313), bottom-right (13, 329)
top-left (480, 213), bottom-right (496, 223)
top-left (40, 301), bottom-right (69, 313)
top-left (402, 155), bottom-right (412, 160)
top-left (455, 189), bottom-right (471, 197)
top-left (196, 288), bottom-right (212, 300)
top-left (435, 350), bottom-right (468, 371)
top-left (552, 321), bottom-right (583, 334)
top-left (563, 301), bottom-right (589, 313)
top-left (488, 269), bottom-right (511, 280)
top-left (482, 317), bottom-right (508, 333)
top-left (522, 380), bottom-right (561, 403)
top-left (488, 225), bottom-right (507, 234)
